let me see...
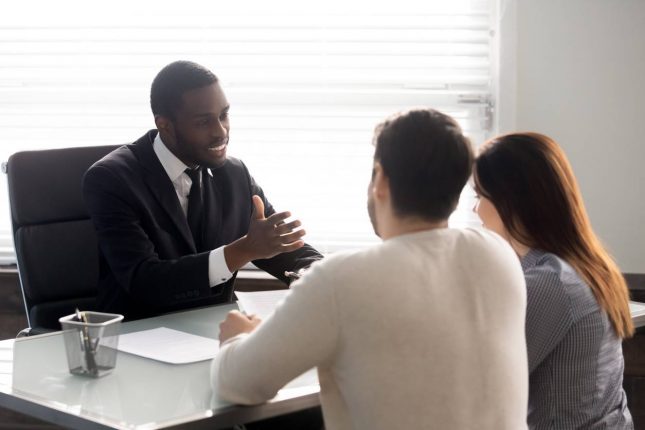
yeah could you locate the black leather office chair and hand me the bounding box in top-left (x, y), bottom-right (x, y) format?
top-left (5, 145), bottom-right (120, 334)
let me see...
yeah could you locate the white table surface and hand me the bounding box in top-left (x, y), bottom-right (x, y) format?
top-left (0, 302), bottom-right (319, 429)
top-left (3, 300), bottom-right (644, 429)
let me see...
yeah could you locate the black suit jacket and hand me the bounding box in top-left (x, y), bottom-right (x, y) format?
top-left (83, 130), bottom-right (322, 320)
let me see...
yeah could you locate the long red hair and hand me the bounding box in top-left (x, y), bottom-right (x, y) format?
top-left (474, 132), bottom-right (633, 338)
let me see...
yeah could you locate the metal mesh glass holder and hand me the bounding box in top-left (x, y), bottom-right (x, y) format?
top-left (59, 311), bottom-right (124, 377)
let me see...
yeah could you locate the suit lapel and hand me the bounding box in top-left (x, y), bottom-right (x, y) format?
top-left (131, 130), bottom-right (196, 252)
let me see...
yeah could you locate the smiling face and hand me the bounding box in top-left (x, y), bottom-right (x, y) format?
top-left (157, 82), bottom-right (230, 169)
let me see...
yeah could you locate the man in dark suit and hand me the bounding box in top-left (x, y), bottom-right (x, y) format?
top-left (83, 60), bottom-right (322, 321)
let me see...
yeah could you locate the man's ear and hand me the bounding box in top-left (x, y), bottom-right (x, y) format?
top-left (154, 115), bottom-right (173, 134)
top-left (372, 162), bottom-right (390, 200)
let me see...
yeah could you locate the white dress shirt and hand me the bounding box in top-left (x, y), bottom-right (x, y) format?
top-left (153, 133), bottom-right (233, 286)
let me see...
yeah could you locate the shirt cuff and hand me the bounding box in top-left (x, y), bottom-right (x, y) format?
top-left (209, 246), bottom-right (234, 287)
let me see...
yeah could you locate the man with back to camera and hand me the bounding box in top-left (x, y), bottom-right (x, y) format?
top-left (212, 108), bottom-right (530, 429)
top-left (82, 60), bottom-right (322, 322)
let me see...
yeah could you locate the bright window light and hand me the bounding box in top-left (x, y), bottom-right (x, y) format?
top-left (0, 0), bottom-right (494, 262)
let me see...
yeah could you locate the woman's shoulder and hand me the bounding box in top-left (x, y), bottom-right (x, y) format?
top-left (522, 251), bottom-right (580, 287)
top-left (523, 250), bottom-right (599, 318)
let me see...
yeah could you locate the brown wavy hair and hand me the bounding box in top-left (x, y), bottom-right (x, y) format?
top-left (474, 132), bottom-right (633, 338)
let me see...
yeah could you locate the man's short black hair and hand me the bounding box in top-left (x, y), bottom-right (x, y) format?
top-left (150, 60), bottom-right (218, 119)
top-left (373, 108), bottom-right (473, 221)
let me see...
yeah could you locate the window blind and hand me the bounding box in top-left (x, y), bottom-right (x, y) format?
top-left (0, 0), bottom-right (494, 263)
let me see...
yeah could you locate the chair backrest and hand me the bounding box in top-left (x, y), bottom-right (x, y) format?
top-left (6, 145), bottom-right (120, 333)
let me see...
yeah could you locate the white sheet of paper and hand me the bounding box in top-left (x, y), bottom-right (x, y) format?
top-left (235, 289), bottom-right (290, 320)
top-left (630, 301), bottom-right (645, 315)
top-left (117, 327), bottom-right (219, 364)
top-left (630, 301), bottom-right (645, 320)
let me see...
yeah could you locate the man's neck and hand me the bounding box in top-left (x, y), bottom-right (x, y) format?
top-left (380, 217), bottom-right (448, 240)
top-left (153, 132), bottom-right (190, 182)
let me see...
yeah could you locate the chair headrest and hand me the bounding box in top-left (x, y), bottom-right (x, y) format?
top-left (7, 145), bottom-right (120, 226)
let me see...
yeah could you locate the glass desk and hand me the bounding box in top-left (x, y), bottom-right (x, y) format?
top-left (2, 300), bottom-right (644, 429)
top-left (0, 303), bottom-right (319, 429)
top-left (631, 301), bottom-right (645, 328)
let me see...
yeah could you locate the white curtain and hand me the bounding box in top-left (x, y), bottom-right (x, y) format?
top-left (0, 0), bottom-right (494, 263)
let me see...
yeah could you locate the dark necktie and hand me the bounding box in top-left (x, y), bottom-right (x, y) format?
top-left (185, 168), bottom-right (203, 250)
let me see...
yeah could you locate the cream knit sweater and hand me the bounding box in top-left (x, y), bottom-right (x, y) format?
top-left (212, 228), bottom-right (528, 430)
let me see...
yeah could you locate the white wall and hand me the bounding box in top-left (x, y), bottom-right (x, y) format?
top-left (498, 0), bottom-right (645, 273)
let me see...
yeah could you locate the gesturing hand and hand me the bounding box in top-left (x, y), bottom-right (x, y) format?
top-left (223, 195), bottom-right (307, 272)
top-left (219, 310), bottom-right (262, 345)
top-left (244, 195), bottom-right (306, 259)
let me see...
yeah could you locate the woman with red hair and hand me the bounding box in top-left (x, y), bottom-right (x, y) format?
top-left (474, 132), bottom-right (634, 429)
